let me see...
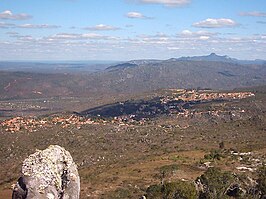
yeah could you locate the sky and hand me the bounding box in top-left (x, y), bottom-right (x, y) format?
top-left (0, 0), bottom-right (266, 61)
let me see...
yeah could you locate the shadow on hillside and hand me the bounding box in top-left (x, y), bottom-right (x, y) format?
top-left (78, 97), bottom-right (204, 120)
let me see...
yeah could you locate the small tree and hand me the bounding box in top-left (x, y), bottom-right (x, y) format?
top-left (197, 167), bottom-right (234, 199)
top-left (146, 180), bottom-right (197, 199)
top-left (162, 181), bottom-right (198, 199)
top-left (146, 184), bottom-right (163, 199)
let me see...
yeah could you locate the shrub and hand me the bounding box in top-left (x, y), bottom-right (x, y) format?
top-left (197, 167), bottom-right (234, 199)
top-left (159, 164), bottom-right (179, 176)
top-left (105, 187), bottom-right (133, 199)
top-left (162, 181), bottom-right (198, 199)
top-left (203, 150), bottom-right (224, 161)
top-left (146, 180), bottom-right (197, 199)
top-left (146, 184), bottom-right (163, 199)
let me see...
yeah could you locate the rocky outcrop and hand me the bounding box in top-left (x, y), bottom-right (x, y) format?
top-left (12, 145), bottom-right (80, 199)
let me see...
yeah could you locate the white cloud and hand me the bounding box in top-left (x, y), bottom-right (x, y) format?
top-left (82, 33), bottom-right (116, 40)
top-left (48, 33), bottom-right (118, 41)
top-left (6, 31), bottom-right (19, 35)
top-left (181, 30), bottom-right (193, 36)
top-left (47, 33), bottom-right (77, 40)
top-left (0, 22), bottom-right (60, 29)
top-left (180, 30), bottom-right (217, 37)
top-left (2, 30), bottom-right (266, 60)
top-left (167, 47), bottom-right (179, 50)
top-left (0, 22), bottom-right (15, 28)
top-left (136, 33), bottom-right (171, 43)
top-left (10, 34), bottom-right (34, 41)
top-left (126, 12), bottom-right (152, 19)
top-left (138, 33), bottom-right (169, 38)
top-left (84, 24), bottom-right (119, 31)
top-left (17, 24), bottom-right (61, 29)
top-left (0, 10), bottom-right (32, 20)
top-left (240, 11), bottom-right (266, 17)
top-left (199, 36), bottom-right (210, 40)
top-left (136, 0), bottom-right (190, 6)
top-left (193, 18), bottom-right (238, 28)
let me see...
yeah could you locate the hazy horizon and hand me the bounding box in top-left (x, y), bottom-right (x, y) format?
top-left (0, 52), bottom-right (266, 63)
top-left (0, 0), bottom-right (266, 61)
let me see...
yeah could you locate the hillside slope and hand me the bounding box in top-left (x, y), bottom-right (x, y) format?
top-left (102, 60), bottom-right (266, 92)
top-left (0, 60), bottom-right (265, 99)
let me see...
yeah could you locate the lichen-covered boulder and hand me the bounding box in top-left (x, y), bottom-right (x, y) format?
top-left (12, 145), bottom-right (80, 199)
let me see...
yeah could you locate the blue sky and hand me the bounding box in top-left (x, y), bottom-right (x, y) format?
top-left (0, 0), bottom-right (265, 60)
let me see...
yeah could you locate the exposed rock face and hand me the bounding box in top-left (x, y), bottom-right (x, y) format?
top-left (12, 145), bottom-right (80, 199)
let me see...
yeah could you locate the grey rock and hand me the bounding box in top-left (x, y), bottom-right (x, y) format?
top-left (12, 145), bottom-right (80, 199)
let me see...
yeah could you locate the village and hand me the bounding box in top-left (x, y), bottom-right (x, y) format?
top-left (161, 89), bottom-right (255, 103)
top-left (0, 90), bottom-right (255, 133)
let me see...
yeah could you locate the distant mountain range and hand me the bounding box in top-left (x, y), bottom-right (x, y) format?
top-left (176, 53), bottom-right (266, 65)
top-left (177, 53), bottom-right (236, 63)
top-left (107, 53), bottom-right (266, 71)
top-left (0, 54), bottom-right (265, 100)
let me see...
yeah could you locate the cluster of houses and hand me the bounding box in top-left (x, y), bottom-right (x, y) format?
top-left (176, 109), bottom-right (246, 119)
top-left (161, 90), bottom-right (255, 104)
top-left (0, 115), bottom-right (98, 133)
top-left (1, 117), bottom-right (46, 133)
top-left (0, 114), bottom-right (148, 133)
top-left (1, 90), bottom-right (255, 133)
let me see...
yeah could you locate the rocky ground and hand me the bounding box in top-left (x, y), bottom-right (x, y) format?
top-left (0, 87), bottom-right (265, 198)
